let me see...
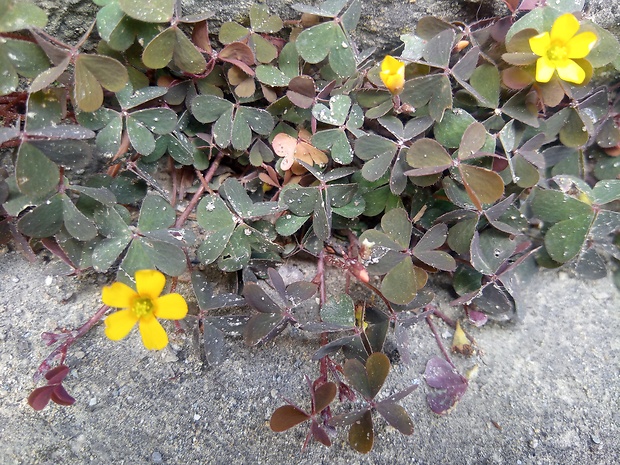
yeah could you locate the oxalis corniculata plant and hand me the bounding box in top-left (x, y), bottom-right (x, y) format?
top-left (1, 0), bottom-right (620, 453)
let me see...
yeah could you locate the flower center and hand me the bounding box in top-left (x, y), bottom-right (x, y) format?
top-left (547, 42), bottom-right (568, 63)
top-left (132, 297), bottom-right (154, 318)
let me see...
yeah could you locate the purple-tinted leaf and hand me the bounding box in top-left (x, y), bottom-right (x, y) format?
top-left (310, 420), bottom-right (331, 446)
top-left (425, 356), bottom-right (465, 389)
top-left (343, 357), bottom-right (372, 398)
top-left (329, 409), bottom-right (367, 427)
top-left (243, 282), bottom-right (282, 314)
top-left (395, 323), bottom-right (413, 365)
top-left (270, 405), bottom-right (310, 432)
top-left (484, 194), bottom-right (515, 222)
top-left (414, 223), bottom-right (448, 252)
top-left (314, 382), bottom-right (337, 413)
top-left (285, 281), bottom-right (318, 305)
top-left (468, 310), bottom-right (488, 327)
top-left (28, 385), bottom-right (54, 411)
top-left (301, 322), bottom-right (351, 333)
top-left (203, 322), bottom-right (226, 366)
top-left (348, 410), bottom-right (374, 454)
top-left (51, 384), bottom-right (75, 407)
top-left (425, 356), bottom-right (468, 415)
top-left (375, 401), bottom-right (414, 435)
top-left (451, 46), bottom-right (479, 81)
top-left (312, 335), bottom-right (359, 360)
top-left (243, 313), bottom-right (286, 346)
top-left (205, 316), bottom-right (250, 337)
top-left (366, 352), bottom-right (390, 399)
top-left (470, 230), bottom-right (516, 276)
top-left (45, 365), bottom-right (70, 384)
top-left (268, 268), bottom-right (287, 301)
top-left (382, 383), bottom-right (419, 403)
top-left (413, 250), bottom-right (456, 271)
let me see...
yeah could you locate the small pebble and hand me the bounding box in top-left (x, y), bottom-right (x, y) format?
top-left (11, 277), bottom-right (19, 283)
top-left (89, 397), bottom-right (97, 406)
top-left (591, 434), bottom-right (601, 444)
top-left (45, 276), bottom-right (53, 286)
top-left (152, 451), bottom-right (163, 463)
top-left (193, 413), bottom-right (201, 421)
top-left (270, 389), bottom-right (278, 398)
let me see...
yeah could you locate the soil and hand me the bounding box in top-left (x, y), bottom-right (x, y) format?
top-left (1, 248), bottom-right (618, 464)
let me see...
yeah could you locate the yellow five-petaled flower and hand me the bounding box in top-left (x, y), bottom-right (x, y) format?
top-left (102, 270), bottom-right (188, 350)
top-left (528, 13), bottom-right (597, 85)
top-left (380, 55), bottom-right (405, 95)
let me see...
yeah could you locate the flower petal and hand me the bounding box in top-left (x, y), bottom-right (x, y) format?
top-left (566, 32), bottom-right (597, 59)
top-left (138, 316), bottom-right (168, 350)
top-left (104, 309), bottom-right (139, 341)
top-left (556, 59), bottom-right (586, 84)
top-left (381, 55), bottom-right (402, 73)
top-left (135, 269), bottom-right (166, 299)
top-left (529, 32), bottom-right (550, 57)
top-left (154, 293), bottom-right (188, 320)
top-left (535, 57), bottom-right (555, 83)
top-left (550, 13), bottom-right (580, 43)
top-left (102, 282), bottom-right (137, 308)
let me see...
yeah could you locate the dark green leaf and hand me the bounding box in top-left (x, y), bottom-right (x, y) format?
top-left (196, 195), bottom-right (236, 265)
top-left (15, 143), bottom-right (59, 201)
top-left (17, 194), bottom-right (63, 237)
top-left (61, 194), bottom-right (97, 241)
top-left (544, 215), bottom-right (593, 263)
top-left (470, 230), bottom-right (516, 275)
top-left (138, 194), bottom-right (175, 231)
top-left (381, 257), bottom-right (418, 305)
top-left (118, 0), bottom-right (173, 23)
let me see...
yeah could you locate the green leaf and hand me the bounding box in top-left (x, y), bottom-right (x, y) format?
top-left (218, 226), bottom-right (252, 271)
top-left (0, 37), bottom-right (49, 79)
top-left (405, 138), bottom-right (452, 176)
top-left (138, 194), bottom-right (175, 231)
top-left (313, 190), bottom-right (331, 241)
top-left (280, 185), bottom-right (318, 216)
top-left (423, 29), bottom-right (455, 68)
top-left (0, 0), bottom-right (47, 32)
top-left (250, 4), bottom-right (283, 33)
top-left (313, 95), bottom-right (351, 126)
top-left (400, 74), bottom-right (452, 122)
top-left (118, 0), bottom-right (173, 23)
top-left (191, 94), bottom-right (233, 122)
top-left (15, 143), bottom-right (59, 201)
top-left (312, 129), bottom-right (353, 164)
top-left (256, 65), bottom-right (291, 87)
top-left (17, 194), bottom-right (63, 237)
top-left (96, 3), bottom-right (136, 52)
top-left (142, 27), bottom-right (176, 69)
top-left (142, 237), bottom-right (187, 276)
top-left (61, 194), bottom-right (97, 241)
top-left (130, 108), bottom-right (177, 134)
top-left (583, 21), bottom-right (620, 68)
top-left (381, 208), bottom-right (411, 249)
top-left (544, 215), bottom-right (593, 263)
top-left (172, 27), bottom-right (207, 74)
top-left (322, 294), bottom-right (355, 327)
top-left (434, 110), bottom-right (476, 149)
top-left (295, 21), bottom-right (355, 78)
top-left (233, 106), bottom-right (275, 150)
top-left (470, 230), bottom-right (516, 275)
top-left (447, 218), bottom-right (477, 255)
top-left (469, 64), bottom-right (500, 108)
top-left (0, 51), bottom-right (18, 95)
top-left (459, 165), bottom-right (505, 210)
top-left (381, 257), bottom-right (418, 305)
top-left (530, 188), bottom-right (592, 223)
top-left (92, 236), bottom-right (131, 272)
top-left (592, 180), bottom-right (620, 205)
top-left (126, 115), bottom-right (156, 155)
top-left (219, 22), bottom-right (249, 44)
top-left (275, 213), bottom-right (309, 235)
top-left (74, 55), bottom-right (128, 112)
top-left (348, 410), bottom-right (374, 454)
top-left (196, 195), bottom-right (236, 265)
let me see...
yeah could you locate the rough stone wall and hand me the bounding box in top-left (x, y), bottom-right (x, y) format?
top-left (35, 0), bottom-right (620, 55)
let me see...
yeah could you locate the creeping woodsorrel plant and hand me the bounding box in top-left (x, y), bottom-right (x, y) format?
top-left (1, 0), bottom-right (619, 454)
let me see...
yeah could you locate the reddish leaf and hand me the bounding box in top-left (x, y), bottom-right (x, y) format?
top-left (45, 365), bottom-right (70, 384)
top-left (270, 405), bottom-right (310, 432)
top-left (287, 75), bottom-right (316, 109)
top-left (267, 267), bottom-right (287, 301)
top-left (375, 401), bottom-right (414, 435)
top-left (348, 410), bottom-right (374, 454)
top-left (424, 356), bottom-right (468, 415)
top-left (51, 384), bottom-right (75, 407)
top-left (219, 42), bottom-right (255, 75)
top-left (28, 385), bottom-right (54, 411)
top-left (313, 382), bottom-right (337, 413)
top-left (310, 420), bottom-right (331, 446)
top-left (242, 282), bottom-right (282, 314)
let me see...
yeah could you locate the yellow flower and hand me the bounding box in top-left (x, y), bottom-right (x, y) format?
top-left (380, 55), bottom-right (405, 94)
top-left (102, 270), bottom-right (188, 350)
top-left (528, 13), bottom-right (597, 84)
